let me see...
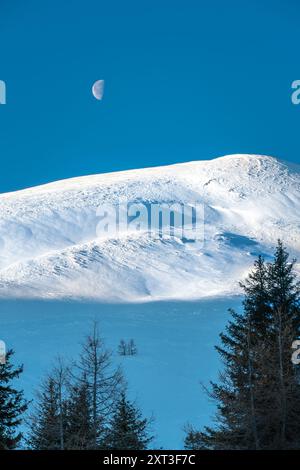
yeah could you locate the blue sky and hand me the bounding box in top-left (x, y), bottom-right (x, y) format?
top-left (0, 0), bottom-right (299, 193)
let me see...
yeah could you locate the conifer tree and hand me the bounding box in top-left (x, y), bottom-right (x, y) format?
top-left (103, 391), bottom-right (153, 450)
top-left (128, 339), bottom-right (137, 356)
top-left (262, 241), bottom-right (300, 448)
top-left (28, 361), bottom-right (69, 450)
top-left (185, 241), bottom-right (300, 450)
top-left (118, 339), bottom-right (127, 356)
top-left (0, 349), bottom-right (28, 449)
top-left (28, 377), bottom-right (61, 449)
top-left (65, 375), bottom-right (94, 449)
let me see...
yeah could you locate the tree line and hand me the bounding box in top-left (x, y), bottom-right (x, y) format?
top-left (1, 240), bottom-right (300, 450)
top-left (0, 324), bottom-right (153, 450)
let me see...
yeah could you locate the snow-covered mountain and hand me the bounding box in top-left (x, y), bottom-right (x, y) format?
top-left (0, 154), bottom-right (299, 301)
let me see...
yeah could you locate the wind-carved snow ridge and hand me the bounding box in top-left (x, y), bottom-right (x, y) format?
top-left (0, 154), bottom-right (299, 301)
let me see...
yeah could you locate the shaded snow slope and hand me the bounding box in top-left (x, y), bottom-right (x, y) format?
top-left (0, 154), bottom-right (299, 300)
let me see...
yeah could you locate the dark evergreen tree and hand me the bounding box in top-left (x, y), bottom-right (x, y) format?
top-left (65, 376), bottom-right (94, 449)
top-left (103, 391), bottom-right (153, 450)
top-left (185, 241), bottom-right (300, 450)
top-left (28, 376), bottom-right (65, 450)
top-left (0, 349), bottom-right (28, 449)
top-left (28, 360), bottom-right (69, 450)
top-left (118, 339), bottom-right (127, 356)
top-left (184, 425), bottom-right (206, 450)
top-left (118, 339), bottom-right (137, 356)
top-left (127, 339), bottom-right (137, 356)
top-left (262, 241), bottom-right (300, 448)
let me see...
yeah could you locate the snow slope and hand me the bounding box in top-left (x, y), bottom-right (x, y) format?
top-left (0, 154), bottom-right (299, 300)
top-left (0, 297), bottom-right (241, 449)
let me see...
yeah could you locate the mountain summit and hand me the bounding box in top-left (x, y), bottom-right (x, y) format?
top-left (0, 154), bottom-right (299, 301)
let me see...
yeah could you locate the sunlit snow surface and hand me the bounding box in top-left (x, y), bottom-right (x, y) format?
top-left (1, 154), bottom-right (299, 448)
top-left (0, 154), bottom-right (299, 300)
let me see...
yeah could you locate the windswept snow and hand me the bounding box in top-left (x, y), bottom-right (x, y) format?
top-left (0, 154), bottom-right (299, 300)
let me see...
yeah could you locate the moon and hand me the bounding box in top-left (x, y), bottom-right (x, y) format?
top-left (92, 80), bottom-right (104, 100)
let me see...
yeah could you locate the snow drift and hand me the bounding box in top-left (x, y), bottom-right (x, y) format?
top-left (0, 154), bottom-right (299, 301)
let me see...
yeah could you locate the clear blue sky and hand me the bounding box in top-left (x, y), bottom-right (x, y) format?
top-left (0, 0), bottom-right (300, 192)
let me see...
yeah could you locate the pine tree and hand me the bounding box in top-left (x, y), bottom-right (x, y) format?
top-left (0, 349), bottom-right (28, 449)
top-left (65, 375), bottom-right (94, 449)
top-left (103, 391), bottom-right (153, 450)
top-left (185, 241), bottom-right (300, 450)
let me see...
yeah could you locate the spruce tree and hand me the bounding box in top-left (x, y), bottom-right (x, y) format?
top-left (103, 391), bottom-right (153, 450)
top-left (185, 241), bottom-right (300, 450)
top-left (65, 376), bottom-right (94, 449)
top-left (28, 376), bottom-right (65, 450)
top-left (0, 349), bottom-right (28, 449)
top-left (28, 359), bottom-right (69, 450)
top-left (262, 240), bottom-right (300, 448)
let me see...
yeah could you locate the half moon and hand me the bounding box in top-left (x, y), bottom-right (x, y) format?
top-left (92, 80), bottom-right (104, 100)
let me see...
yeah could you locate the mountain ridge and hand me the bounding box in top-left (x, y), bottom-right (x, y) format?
top-left (0, 154), bottom-right (299, 301)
